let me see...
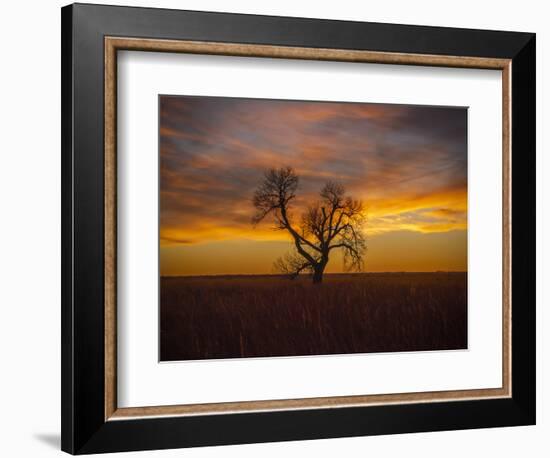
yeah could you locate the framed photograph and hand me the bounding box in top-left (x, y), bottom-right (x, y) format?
top-left (61, 3), bottom-right (536, 454)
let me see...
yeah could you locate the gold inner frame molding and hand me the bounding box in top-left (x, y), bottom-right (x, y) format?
top-left (104, 36), bottom-right (512, 421)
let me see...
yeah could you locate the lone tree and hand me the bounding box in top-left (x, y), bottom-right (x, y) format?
top-left (252, 166), bottom-right (366, 284)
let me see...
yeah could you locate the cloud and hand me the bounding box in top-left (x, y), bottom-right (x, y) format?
top-left (159, 95), bottom-right (467, 248)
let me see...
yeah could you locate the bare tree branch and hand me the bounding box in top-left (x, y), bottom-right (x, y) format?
top-left (252, 166), bottom-right (298, 226)
top-left (273, 249), bottom-right (314, 279)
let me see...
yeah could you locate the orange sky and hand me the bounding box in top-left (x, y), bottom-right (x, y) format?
top-left (160, 96), bottom-right (467, 276)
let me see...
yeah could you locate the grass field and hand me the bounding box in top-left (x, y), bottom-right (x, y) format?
top-left (160, 272), bottom-right (467, 361)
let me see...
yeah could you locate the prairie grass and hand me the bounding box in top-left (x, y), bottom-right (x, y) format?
top-left (160, 272), bottom-right (467, 361)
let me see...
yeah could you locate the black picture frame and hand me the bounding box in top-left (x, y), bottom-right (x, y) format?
top-left (61, 3), bottom-right (536, 454)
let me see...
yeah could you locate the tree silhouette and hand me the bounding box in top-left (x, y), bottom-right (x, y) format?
top-left (252, 166), bottom-right (366, 283)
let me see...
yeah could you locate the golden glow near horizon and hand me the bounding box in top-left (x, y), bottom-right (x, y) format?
top-left (160, 96), bottom-right (467, 276)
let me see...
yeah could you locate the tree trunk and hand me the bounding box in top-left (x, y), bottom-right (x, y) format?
top-left (312, 262), bottom-right (326, 284)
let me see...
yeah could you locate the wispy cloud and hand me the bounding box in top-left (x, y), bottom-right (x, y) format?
top-left (159, 95), bottom-right (467, 274)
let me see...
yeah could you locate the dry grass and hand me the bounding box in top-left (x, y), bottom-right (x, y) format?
top-left (160, 272), bottom-right (467, 361)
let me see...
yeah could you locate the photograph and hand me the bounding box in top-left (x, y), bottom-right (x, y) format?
top-left (159, 95), bottom-right (468, 361)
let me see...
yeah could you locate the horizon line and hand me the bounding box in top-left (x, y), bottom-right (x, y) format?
top-left (161, 271), bottom-right (467, 278)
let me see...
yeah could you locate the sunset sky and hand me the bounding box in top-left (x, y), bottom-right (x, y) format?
top-left (160, 95), bottom-right (467, 276)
